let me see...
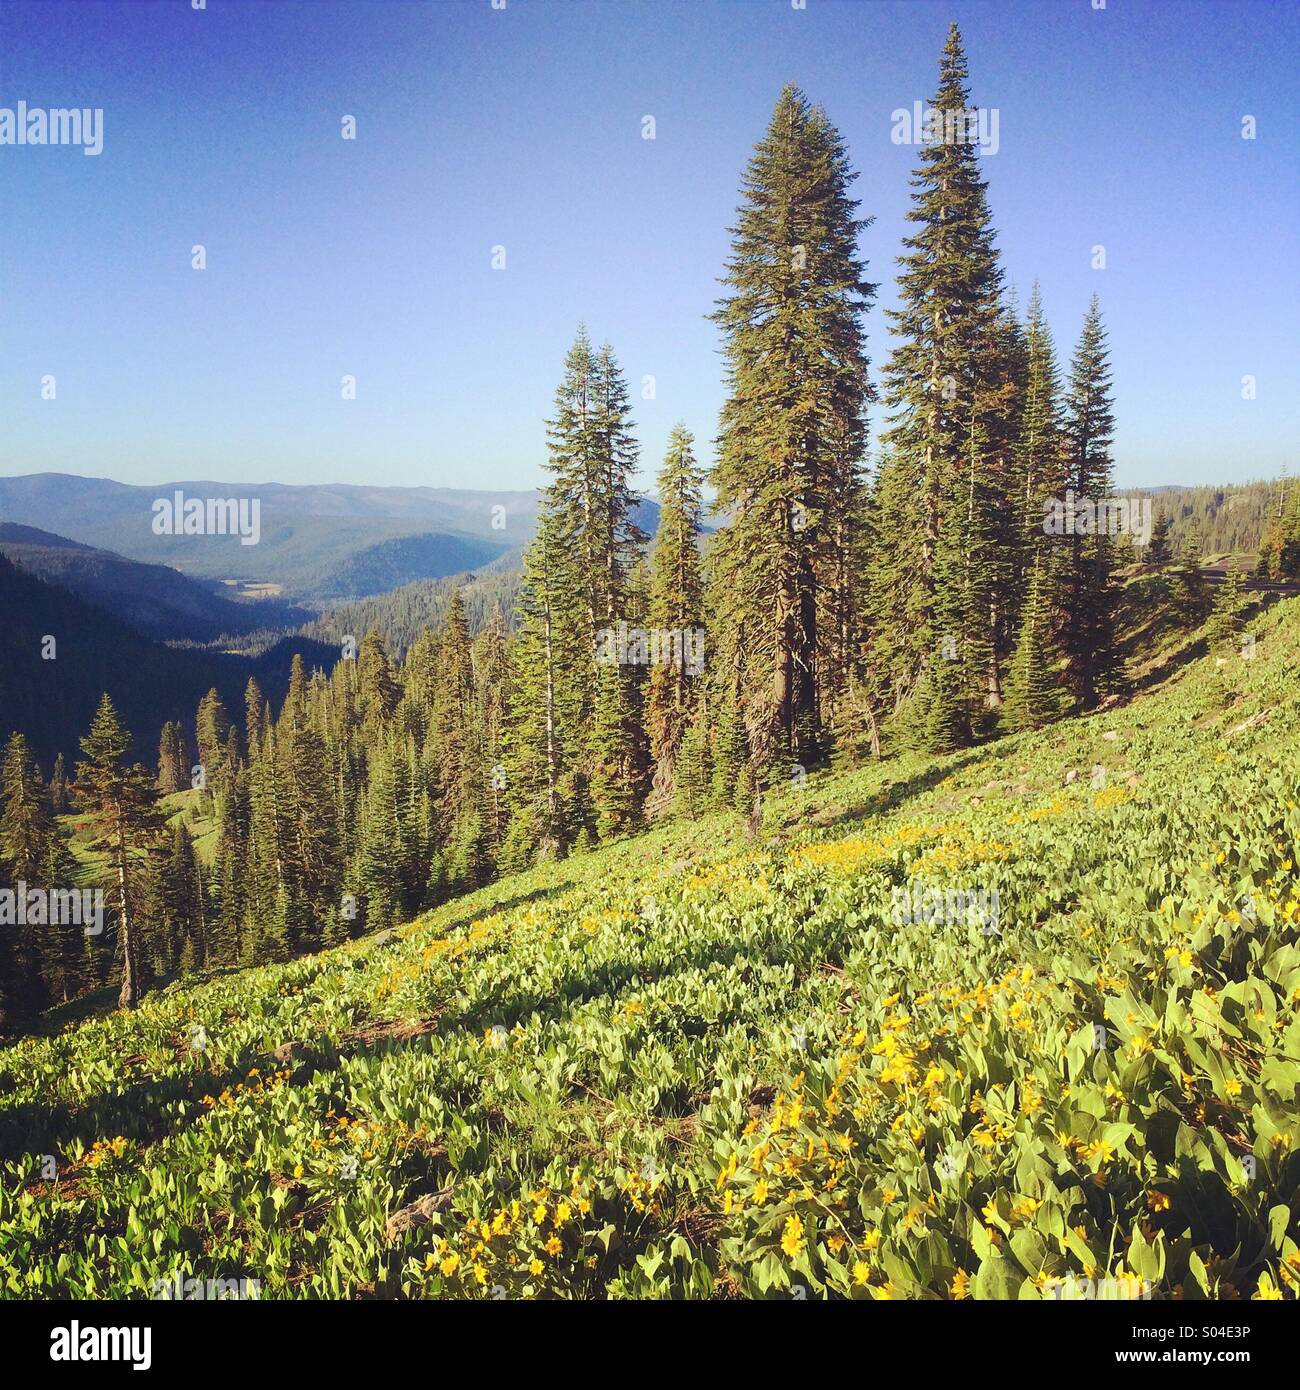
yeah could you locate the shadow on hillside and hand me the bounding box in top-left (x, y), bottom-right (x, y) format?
top-left (0, 849), bottom-right (879, 1166)
top-left (1126, 631), bottom-right (1208, 699)
top-left (1125, 593), bottom-right (1276, 701)
top-left (419, 880), bottom-right (574, 939)
top-left (0, 1048), bottom-right (300, 1164)
top-left (11, 961), bottom-right (265, 1045)
top-left (767, 746), bottom-right (991, 840)
top-left (0, 880), bottom-right (596, 1165)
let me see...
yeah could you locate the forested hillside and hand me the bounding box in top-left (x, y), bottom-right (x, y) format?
top-left (1150, 478), bottom-right (1299, 565)
top-left (304, 566), bottom-right (523, 659)
top-left (0, 554), bottom-right (335, 770)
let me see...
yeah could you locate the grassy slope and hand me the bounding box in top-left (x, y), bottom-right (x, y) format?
top-left (1, 601), bottom-right (1298, 1300)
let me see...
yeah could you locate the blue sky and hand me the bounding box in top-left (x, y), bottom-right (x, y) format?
top-left (1, 0), bottom-right (1297, 493)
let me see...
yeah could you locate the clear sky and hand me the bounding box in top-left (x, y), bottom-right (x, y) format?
top-left (1, 0), bottom-right (1296, 493)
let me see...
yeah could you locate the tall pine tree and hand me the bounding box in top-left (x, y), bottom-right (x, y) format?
top-left (76, 695), bottom-right (167, 1010)
top-left (710, 83), bottom-right (874, 772)
top-left (867, 24), bottom-right (1014, 750)
top-left (1059, 295), bottom-right (1123, 707)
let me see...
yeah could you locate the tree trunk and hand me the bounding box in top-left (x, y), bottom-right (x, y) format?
top-left (115, 819), bottom-right (139, 1010)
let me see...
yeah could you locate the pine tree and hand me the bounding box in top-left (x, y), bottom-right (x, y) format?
top-left (545, 328), bottom-right (646, 640)
top-left (0, 732), bottom-right (57, 1015)
top-left (1016, 286), bottom-right (1066, 561)
top-left (76, 695), bottom-right (168, 1010)
top-left (244, 677), bottom-right (267, 754)
top-left (277, 711), bottom-right (343, 952)
top-left (194, 689), bottom-right (232, 793)
top-left (868, 25), bottom-right (1014, 749)
top-left (241, 720), bottom-right (283, 967)
top-left (710, 83), bottom-right (874, 769)
top-left (540, 329), bottom-right (648, 834)
top-left (1, 732), bottom-right (53, 884)
top-left (1003, 284), bottom-right (1071, 724)
top-left (430, 591), bottom-right (488, 893)
top-left (589, 340), bottom-right (648, 626)
top-left (157, 722), bottom-right (189, 795)
top-left (38, 828), bottom-right (81, 1003)
top-left (357, 634), bottom-right (400, 731)
top-left (474, 605), bottom-right (512, 860)
top-left (1146, 513), bottom-right (1174, 566)
top-left (214, 758), bottom-right (249, 963)
top-left (1273, 484), bottom-right (1300, 579)
top-left (1002, 554), bottom-right (1063, 731)
top-left (505, 500), bottom-right (588, 858)
top-left (590, 661), bottom-right (643, 840)
top-left (1179, 516), bottom-right (1207, 616)
top-left (645, 423), bottom-right (706, 811)
top-left (1207, 567), bottom-right (1245, 648)
top-left (47, 752), bottom-right (70, 815)
top-left (354, 734), bottom-right (416, 930)
top-left (1059, 296), bottom-right (1123, 707)
top-left (163, 822), bottom-right (205, 972)
top-left (671, 698), bottom-right (713, 819)
top-left (710, 691), bottom-right (753, 815)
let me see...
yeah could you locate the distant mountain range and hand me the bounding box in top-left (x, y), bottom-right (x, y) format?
top-left (0, 474), bottom-right (536, 602)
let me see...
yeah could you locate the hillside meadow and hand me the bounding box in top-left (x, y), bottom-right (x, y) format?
top-left (1, 597), bottom-right (1297, 1300)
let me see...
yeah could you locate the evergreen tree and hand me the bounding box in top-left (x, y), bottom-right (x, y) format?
top-left (277, 714), bottom-right (342, 952)
top-left (710, 691), bottom-right (753, 815)
top-left (672, 698), bottom-right (713, 820)
top-left (1179, 516), bottom-right (1208, 616)
top-left (645, 423), bottom-right (706, 810)
top-left (1003, 284), bottom-right (1071, 724)
top-left (47, 752), bottom-right (70, 815)
top-left (241, 720), bottom-right (284, 967)
top-left (0, 733), bottom-right (57, 1015)
top-left (243, 677), bottom-right (267, 754)
top-left (1, 732), bottom-right (53, 884)
top-left (194, 689), bottom-right (232, 791)
top-left (545, 328), bottom-right (646, 639)
top-left (430, 591), bottom-right (488, 892)
top-left (710, 82), bottom-right (874, 768)
top-left (157, 722), bottom-right (189, 795)
top-left (1146, 513), bottom-right (1174, 566)
top-left (474, 605), bottom-right (512, 860)
top-left (505, 501), bottom-right (588, 858)
top-left (1273, 484), bottom-right (1300, 579)
top-left (1015, 285), bottom-right (1066, 562)
top-left (590, 661), bottom-right (643, 840)
top-left (354, 735), bottom-right (417, 930)
top-left (163, 822), bottom-right (206, 973)
top-left (76, 695), bottom-right (168, 1010)
top-left (1207, 568), bottom-right (1245, 648)
top-left (1002, 554), bottom-right (1063, 732)
top-left (38, 828), bottom-right (81, 1004)
top-left (214, 757), bottom-right (250, 963)
top-left (356, 634), bottom-right (400, 731)
top-left (868, 25), bottom-right (1014, 748)
top-left (540, 329), bottom-right (647, 834)
top-left (1059, 296), bottom-right (1123, 707)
